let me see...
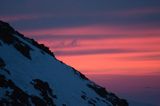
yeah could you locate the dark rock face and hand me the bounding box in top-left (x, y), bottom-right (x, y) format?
top-left (37, 44), bottom-right (55, 57)
top-left (15, 32), bottom-right (55, 58)
top-left (87, 84), bottom-right (108, 98)
top-left (14, 42), bottom-right (31, 59)
top-left (0, 74), bottom-right (57, 106)
top-left (0, 57), bottom-right (6, 68)
top-left (71, 67), bottom-right (89, 80)
top-left (88, 100), bottom-right (96, 106)
top-left (31, 79), bottom-right (56, 106)
top-left (87, 83), bottom-right (128, 106)
top-left (30, 95), bottom-right (46, 106)
top-left (0, 75), bottom-right (31, 106)
top-left (80, 91), bottom-right (106, 106)
top-left (0, 58), bottom-right (10, 75)
top-left (0, 21), bottom-right (15, 44)
top-left (81, 95), bottom-right (87, 100)
top-left (117, 99), bottom-right (128, 106)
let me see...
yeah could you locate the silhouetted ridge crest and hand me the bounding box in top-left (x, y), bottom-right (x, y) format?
top-left (0, 21), bottom-right (16, 44)
top-left (0, 20), bottom-right (55, 58)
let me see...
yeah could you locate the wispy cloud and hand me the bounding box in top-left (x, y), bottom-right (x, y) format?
top-left (54, 48), bottom-right (153, 56)
top-left (22, 25), bottom-right (160, 38)
top-left (0, 15), bottom-right (39, 22)
top-left (123, 54), bottom-right (160, 61)
top-left (108, 7), bottom-right (160, 17)
top-left (51, 39), bottom-right (78, 48)
top-left (1, 7), bottom-right (159, 22)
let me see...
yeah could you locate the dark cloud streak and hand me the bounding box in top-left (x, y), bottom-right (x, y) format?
top-left (1, 0), bottom-right (160, 30)
top-left (54, 48), bottom-right (151, 56)
top-left (30, 34), bottom-right (160, 41)
top-left (1, 0), bottom-right (160, 15)
top-left (123, 54), bottom-right (160, 61)
top-left (8, 10), bottom-right (160, 30)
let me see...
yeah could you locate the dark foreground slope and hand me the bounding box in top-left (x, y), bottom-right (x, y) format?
top-left (0, 21), bottom-right (128, 106)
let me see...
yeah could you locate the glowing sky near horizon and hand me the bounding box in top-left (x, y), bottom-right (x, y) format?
top-left (1, 0), bottom-right (160, 75)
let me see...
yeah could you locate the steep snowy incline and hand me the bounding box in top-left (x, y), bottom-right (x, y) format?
top-left (0, 20), bottom-right (128, 106)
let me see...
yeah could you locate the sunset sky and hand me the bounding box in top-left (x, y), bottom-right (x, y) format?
top-left (1, 0), bottom-right (160, 76)
top-left (1, 1), bottom-right (160, 105)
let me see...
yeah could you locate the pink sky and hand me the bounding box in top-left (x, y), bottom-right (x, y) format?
top-left (21, 25), bottom-right (160, 76)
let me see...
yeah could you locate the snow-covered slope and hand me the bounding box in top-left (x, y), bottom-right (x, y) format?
top-left (0, 20), bottom-right (128, 106)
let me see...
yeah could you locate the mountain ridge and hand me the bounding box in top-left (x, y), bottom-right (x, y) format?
top-left (0, 20), bottom-right (128, 106)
